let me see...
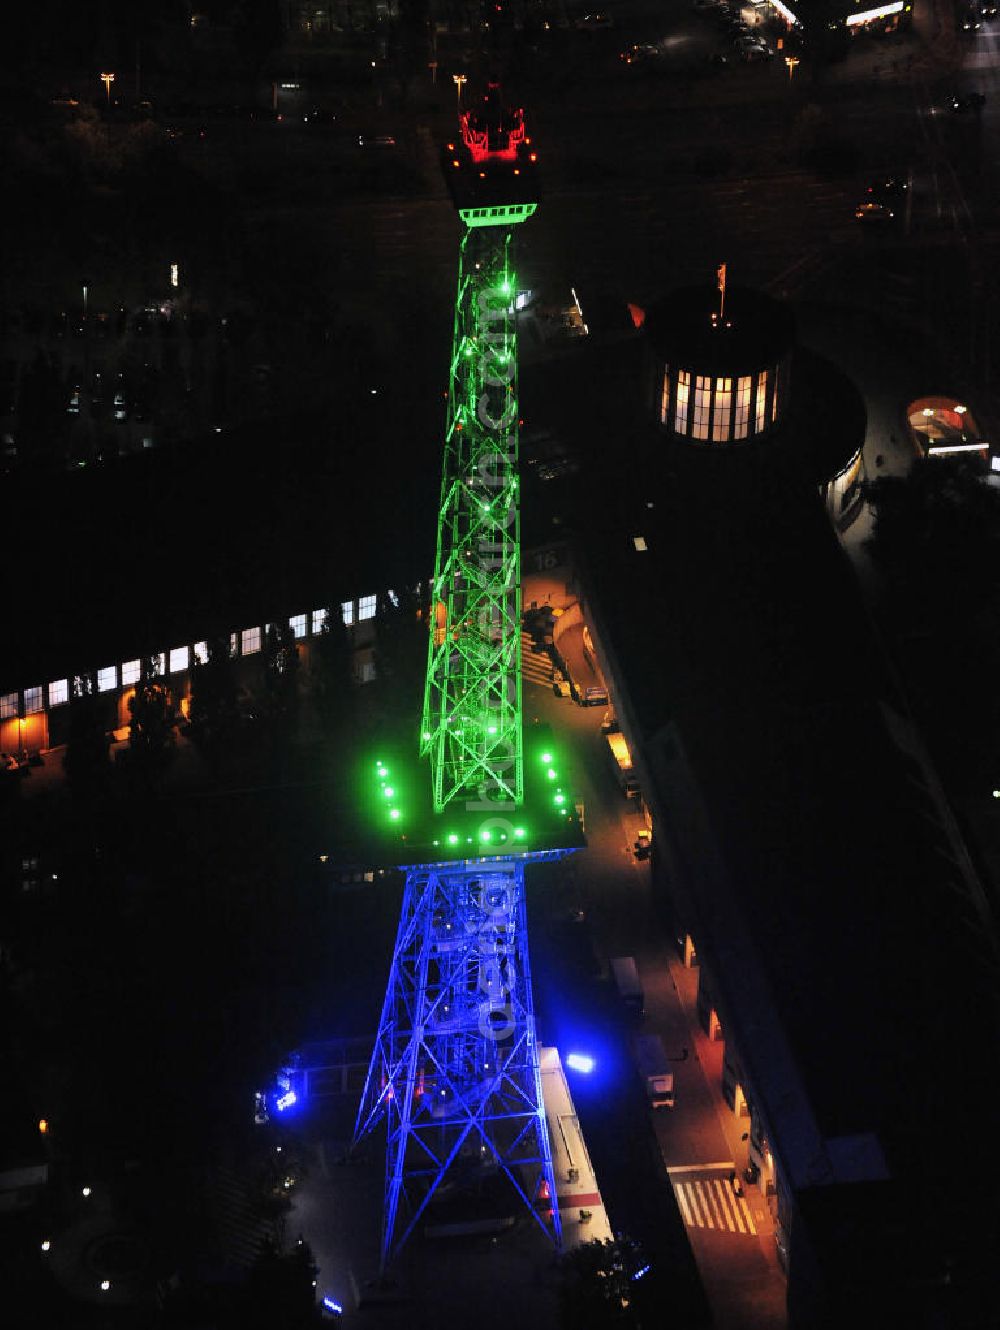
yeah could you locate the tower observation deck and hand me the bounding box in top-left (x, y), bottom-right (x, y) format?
top-left (353, 87), bottom-right (581, 1272)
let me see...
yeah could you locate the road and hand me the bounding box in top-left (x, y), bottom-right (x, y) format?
top-left (520, 567), bottom-right (788, 1328)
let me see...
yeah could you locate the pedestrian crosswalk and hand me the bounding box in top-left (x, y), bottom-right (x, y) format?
top-left (521, 631), bottom-right (554, 688)
top-left (671, 1172), bottom-right (758, 1236)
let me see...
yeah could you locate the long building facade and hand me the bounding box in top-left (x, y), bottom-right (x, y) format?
top-left (562, 283), bottom-right (1000, 1325)
top-left (0, 588), bottom-right (396, 759)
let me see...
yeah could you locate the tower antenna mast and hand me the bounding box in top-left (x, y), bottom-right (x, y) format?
top-left (354, 85), bottom-right (574, 1272)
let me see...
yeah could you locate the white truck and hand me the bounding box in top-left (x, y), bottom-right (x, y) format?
top-left (610, 955), bottom-right (644, 1018)
top-left (605, 731), bottom-right (641, 800)
top-left (633, 1033), bottom-right (675, 1109)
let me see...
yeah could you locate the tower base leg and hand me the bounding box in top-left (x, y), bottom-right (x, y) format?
top-left (354, 857), bottom-right (562, 1269)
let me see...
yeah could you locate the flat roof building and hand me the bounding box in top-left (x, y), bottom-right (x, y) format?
top-left (762, 0), bottom-right (914, 35)
top-left (552, 283), bottom-right (1000, 1325)
top-left (0, 408), bottom-right (438, 758)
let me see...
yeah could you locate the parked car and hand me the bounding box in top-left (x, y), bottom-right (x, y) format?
top-left (854, 199), bottom-right (896, 225)
top-left (950, 90), bottom-right (986, 111)
top-left (863, 172), bottom-right (908, 198)
top-left (89, 371), bottom-right (106, 416)
top-left (167, 123), bottom-right (208, 141)
top-left (112, 373), bottom-right (128, 422)
top-left (736, 34), bottom-right (773, 58)
top-left (620, 42), bottom-right (661, 64)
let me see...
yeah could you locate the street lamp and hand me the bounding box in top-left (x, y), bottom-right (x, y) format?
top-left (100, 71), bottom-right (116, 104)
top-left (784, 56), bottom-right (799, 81)
top-left (453, 73), bottom-right (467, 112)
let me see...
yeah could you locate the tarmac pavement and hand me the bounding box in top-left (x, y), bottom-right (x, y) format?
top-left (521, 564), bottom-right (790, 1328)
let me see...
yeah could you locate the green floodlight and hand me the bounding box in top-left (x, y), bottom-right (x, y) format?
top-left (540, 751), bottom-right (552, 764)
top-left (361, 723), bottom-right (581, 865)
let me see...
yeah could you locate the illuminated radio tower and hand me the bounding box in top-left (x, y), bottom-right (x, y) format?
top-left (354, 86), bottom-right (577, 1271)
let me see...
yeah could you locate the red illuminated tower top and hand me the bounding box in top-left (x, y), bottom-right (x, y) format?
top-left (460, 82), bottom-right (528, 163)
top-left (444, 82), bottom-right (538, 219)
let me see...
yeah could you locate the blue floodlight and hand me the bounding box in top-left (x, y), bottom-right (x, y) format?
top-left (322, 1295), bottom-right (344, 1316)
top-left (565, 1053), bottom-right (595, 1074)
top-left (633, 1263), bottom-right (651, 1281)
top-left (276, 1089), bottom-right (297, 1112)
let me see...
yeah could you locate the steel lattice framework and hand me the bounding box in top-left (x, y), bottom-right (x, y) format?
top-left (420, 225), bottom-right (524, 814)
top-left (354, 91), bottom-right (565, 1273)
top-left (354, 857), bottom-right (563, 1267)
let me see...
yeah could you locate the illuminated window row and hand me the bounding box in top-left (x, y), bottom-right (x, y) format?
top-left (1, 592), bottom-right (390, 719)
top-left (660, 364), bottom-right (782, 442)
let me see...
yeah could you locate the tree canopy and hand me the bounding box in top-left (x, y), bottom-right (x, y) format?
top-left (559, 1235), bottom-right (654, 1329)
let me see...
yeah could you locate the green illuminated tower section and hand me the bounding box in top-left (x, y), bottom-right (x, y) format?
top-left (420, 205), bottom-right (537, 816)
top-left (354, 96), bottom-right (571, 1273)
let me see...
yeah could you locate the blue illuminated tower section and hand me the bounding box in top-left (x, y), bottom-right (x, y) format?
top-left (354, 88), bottom-right (570, 1272)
